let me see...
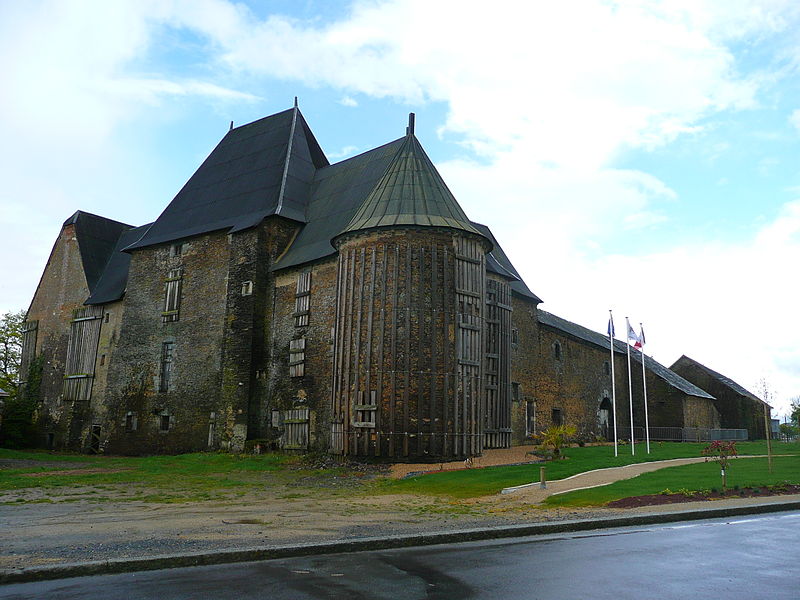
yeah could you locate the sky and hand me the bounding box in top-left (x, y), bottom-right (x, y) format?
top-left (1, 0), bottom-right (798, 417)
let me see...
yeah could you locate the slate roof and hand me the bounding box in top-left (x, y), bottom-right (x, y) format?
top-left (63, 211), bottom-right (133, 292)
top-left (337, 134), bottom-right (485, 239)
top-left (85, 224), bottom-right (153, 305)
top-left (471, 222), bottom-right (542, 303)
top-left (671, 355), bottom-right (765, 405)
top-left (126, 108), bottom-right (328, 251)
top-left (272, 138), bottom-right (407, 270)
top-left (537, 310), bottom-right (714, 399)
top-left (84, 108), bottom-right (540, 306)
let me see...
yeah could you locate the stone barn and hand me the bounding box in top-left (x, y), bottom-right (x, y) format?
top-left (18, 106), bottom-right (728, 458)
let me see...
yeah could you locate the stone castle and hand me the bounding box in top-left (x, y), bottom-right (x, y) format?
top-left (18, 107), bottom-right (768, 457)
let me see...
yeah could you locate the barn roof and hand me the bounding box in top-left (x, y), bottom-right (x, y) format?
top-left (670, 355), bottom-right (765, 405)
top-left (63, 211), bottom-right (133, 292)
top-left (85, 223), bottom-right (153, 305)
top-left (538, 310), bottom-right (714, 399)
top-left (125, 107), bottom-right (328, 251)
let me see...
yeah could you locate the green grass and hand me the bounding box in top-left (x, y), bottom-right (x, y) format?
top-left (544, 455), bottom-right (800, 507)
top-left (377, 441), bottom-right (800, 499)
top-left (0, 449), bottom-right (344, 502)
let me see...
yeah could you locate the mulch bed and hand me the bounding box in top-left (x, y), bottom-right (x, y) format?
top-left (608, 484), bottom-right (800, 508)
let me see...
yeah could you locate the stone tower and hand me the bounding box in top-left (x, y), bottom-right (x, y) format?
top-left (330, 116), bottom-right (493, 459)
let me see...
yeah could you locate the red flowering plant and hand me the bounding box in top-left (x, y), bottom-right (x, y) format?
top-left (702, 440), bottom-right (738, 491)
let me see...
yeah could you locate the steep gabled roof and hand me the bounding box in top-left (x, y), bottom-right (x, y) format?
top-left (670, 355), bottom-right (765, 405)
top-left (63, 211), bottom-right (133, 292)
top-left (538, 310), bottom-right (714, 399)
top-left (471, 222), bottom-right (542, 303)
top-left (337, 133), bottom-right (487, 242)
top-left (272, 138), bottom-right (407, 270)
top-left (85, 223), bottom-right (153, 305)
top-left (126, 107), bottom-right (328, 251)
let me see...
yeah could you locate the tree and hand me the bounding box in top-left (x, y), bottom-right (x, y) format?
top-left (702, 440), bottom-right (738, 491)
top-left (0, 310), bottom-right (25, 396)
top-left (789, 397), bottom-right (800, 426)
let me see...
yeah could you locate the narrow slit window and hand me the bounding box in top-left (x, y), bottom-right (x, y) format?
top-left (159, 341), bottom-right (174, 392)
top-left (294, 271), bottom-right (311, 327)
top-left (241, 280), bottom-right (253, 296)
top-left (160, 413), bottom-right (171, 431)
top-left (162, 268), bottom-right (183, 322)
top-left (125, 412), bottom-right (137, 432)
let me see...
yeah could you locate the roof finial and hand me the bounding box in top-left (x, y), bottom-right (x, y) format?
top-left (229, 121), bottom-right (233, 131)
top-left (407, 112), bottom-right (415, 136)
top-left (294, 96), bottom-right (298, 108)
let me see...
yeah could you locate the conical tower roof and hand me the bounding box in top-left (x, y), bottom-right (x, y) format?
top-left (337, 126), bottom-right (489, 246)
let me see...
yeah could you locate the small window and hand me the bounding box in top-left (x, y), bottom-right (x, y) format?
top-left (104, 312), bottom-right (110, 323)
top-left (159, 342), bottom-right (174, 392)
top-left (604, 361), bottom-right (610, 375)
top-left (289, 337), bottom-right (305, 377)
top-left (295, 272), bottom-right (311, 327)
top-left (511, 328), bottom-right (519, 345)
top-left (554, 341), bottom-right (562, 361)
top-left (511, 382), bottom-right (521, 402)
top-left (99, 354), bottom-right (106, 366)
top-left (125, 412), bottom-right (137, 432)
top-left (160, 414), bottom-right (171, 431)
top-left (171, 243), bottom-right (184, 257)
top-left (163, 268), bottom-right (183, 323)
top-left (552, 408), bottom-right (563, 426)
top-left (241, 281), bottom-right (253, 296)
top-left (526, 400), bottom-right (536, 436)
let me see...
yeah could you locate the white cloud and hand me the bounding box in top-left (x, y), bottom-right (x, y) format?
top-left (339, 96), bottom-right (358, 107)
top-left (790, 109), bottom-right (800, 131)
top-left (327, 145), bottom-right (360, 160)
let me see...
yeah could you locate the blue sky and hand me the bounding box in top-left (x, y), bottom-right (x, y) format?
top-left (1, 0), bottom-right (798, 416)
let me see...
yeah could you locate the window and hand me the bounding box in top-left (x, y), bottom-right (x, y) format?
top-left (554, 341), bottom-right (562, 361)
top-left (511, 382), bottom-right (521, 403)
top-left (159, 342), bottom-right (174, 392)
top-left (526, 400), bottom-right (536, 436)
top-left (604, 361), bottom-right (610, 375)
top-left (104, 312), bottom-right (110, 323)
top-left (160, 413), bottom-right (171, 431)
top-left (241, 280), bottom-right (253, 296)
top-left (294, 271), bottom-right (311, 327)
top-left (551, 408), bottom-right (563, 426)
top-left (125, 412), bottom-right (137, 432)
top-left (99, 354), bottom-right (106, 366)
top-left (289, 337), bottom-right (305, 377)
top-left (171, 243), bottom-right (184, 257)
top-left (511, 328), bottom-right (519, 345)
top-left (162, 268), bottom-right (183, 322)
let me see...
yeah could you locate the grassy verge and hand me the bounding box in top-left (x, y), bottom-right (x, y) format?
top-left (543, 455), bottom-right (800, 507)
top-left (377, 441), bottom-right (800, 499)
top-left (0, 449), bottom-right (359, 503)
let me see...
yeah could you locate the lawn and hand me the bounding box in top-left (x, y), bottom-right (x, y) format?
top-left (544, 455), bottom-right (800, 507)
top-left (0, 448), bottom-right (356, 503)
top-left (378, 441), bottom-right (800, 499)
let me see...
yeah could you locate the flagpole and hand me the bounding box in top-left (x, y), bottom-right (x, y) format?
top-left (609, 310), bottom-right (618, 457)
top-left (626, 317), bottom-right (635, 455)
top-left (640, 322), bottom-right (650, 454)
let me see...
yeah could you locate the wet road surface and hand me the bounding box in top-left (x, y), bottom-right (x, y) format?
top-left (2, 511), bottom-right (798, 599)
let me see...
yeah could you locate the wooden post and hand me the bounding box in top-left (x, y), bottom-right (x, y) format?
top-left (540, 466), bottom-right (546, 489)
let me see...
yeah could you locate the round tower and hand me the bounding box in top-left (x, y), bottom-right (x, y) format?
top-left (330, 120), bottom-right (492, 459)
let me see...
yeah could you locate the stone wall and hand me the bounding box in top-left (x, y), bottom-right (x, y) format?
top-left (23, 223), bottom-right (91, 449)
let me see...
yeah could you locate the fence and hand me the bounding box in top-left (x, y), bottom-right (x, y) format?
top-left (616, 427), bottom-right (748, 442)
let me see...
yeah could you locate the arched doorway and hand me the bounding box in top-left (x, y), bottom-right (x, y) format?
top-left (599, 398), bottom-right (613, 441)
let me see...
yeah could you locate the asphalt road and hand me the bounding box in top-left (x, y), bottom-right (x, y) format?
top-left (2, 512), bottom-right (798, 599)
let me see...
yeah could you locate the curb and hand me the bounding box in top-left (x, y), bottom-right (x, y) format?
top-left (2, 499), bottom-right (799, 585)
